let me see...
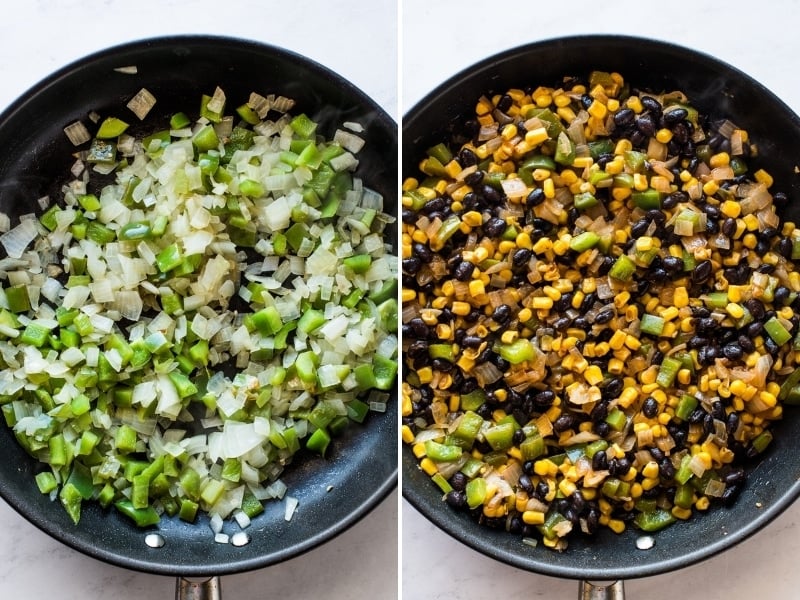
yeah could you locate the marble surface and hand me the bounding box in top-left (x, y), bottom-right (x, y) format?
top-left (401, 0), bottom-right (800, 598)
top-left (0, 1), bottom-right (397, 599)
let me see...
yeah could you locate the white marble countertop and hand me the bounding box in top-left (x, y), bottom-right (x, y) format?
top-left (401, 0), bottom-right (800, 598)
top-left (0, 1), bottom-right (397, 599)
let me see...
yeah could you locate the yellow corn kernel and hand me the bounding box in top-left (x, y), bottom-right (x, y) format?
top-left (614, 138), bottom-right (633, 155)
top-left (719, 200), bottom-right (741, 219)
top-left (672, 286), bottom-right (689, 308)
top-left (516, 231), bottom-right (533, 250)
top-left (607, 519), bottom-right (626, 534)
top-left (581, 365), bottom-right (602, 386)
top-left (626, 96), bottom-right (643, 113)
top-left (608, 330), bottom-right (627, 351)
top-left (709, 152), bottom-right (730, 168)
top-left (614, 290), bottom-right (631, 310)
top-left (587, 100), bottom-right (607, 120)
top-left (469, 279), bottom-right (485, 298)
top-left (557, 106), bottom-right (577, 123)
top-left (671, 506), bottom-right (693, 520)
top-left (462, 211), bottom-right (483, 227)
top-left (660, 306), bottom-right (680, 321)
top-left (542, 286), bottom-right (562, 301)
top-left (559, 479), bottom-right (578, 497)
top-left (754, 168), bottom-right (774, 188)
top-left (401, 424), bottom-right (414, 444)
top-left (608, 357), bottom-right (624, 375)
top-left (618, 387), bottom-right (639, 408)
top-left (553, 239), bottom-right (571, 256)
top-left (702, 180), bottom-right (719, 196)
top-left (624, 334), bottom-right (641, 351)
top-left (411, 229), bottom-right (429, 243)
top-left (572, 156), bottom-right (594, 169)
top-left (531, 296), bottom-right (554, 311)
top-left (742, 233), bottom-right (758, 249)
top-left (655, 128), bottom-right (673, 144)
top-left (431, 296), bottom-right (449, 310)
top-left (532, 237), bottom-right (554, 255)
top-left (525, 127), bottom-right (549, 146)
top-left (677, 368), bottom-right (692, 386)
top-left (402, 288), bottom-right (417, 303)
top-left (543, 178), bottom-right (555, 199)
top-left (522, 510), bottom-right (546, 525)
top-left (724, 302), bottom-right (745, 319)
top-left (633, 172), bottom-right (649, 191)
top-left (420, 458), bottom-right (437, 476)
top-left (417, 367), bottom-right (433, 385)
top-left (695, 496), bottom-right (711, 511)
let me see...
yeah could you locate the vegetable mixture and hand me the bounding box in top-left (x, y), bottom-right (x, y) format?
top-left (401, 71), bottom-right (800, 549)
top-left (0, 86), bottom-right (398, 530)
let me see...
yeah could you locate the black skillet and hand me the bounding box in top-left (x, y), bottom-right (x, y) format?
top-left (0, 35), bottom-right (397, 593)
top-left (402, 35), bottom-right (800, 593)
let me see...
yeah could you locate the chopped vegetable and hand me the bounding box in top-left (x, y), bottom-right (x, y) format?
top-left (402, 70), bottom-right (800, 551)
top-left (0, 87), bottom-right (397, 530)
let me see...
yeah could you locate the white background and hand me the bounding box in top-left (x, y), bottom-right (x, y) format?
top-left (0, 1), bottom-right (397, 599)
top-left (401, 0), bottom-right (800, 598)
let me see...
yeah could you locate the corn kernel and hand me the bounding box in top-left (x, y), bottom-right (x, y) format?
top-left (626, 96), bottom-right (643, 113)
top-left (401, 424), bottom-right (414, 444)
top-left (420, 458), bottom-right (438, 476)
top-left (702, 180), bottom-right (719, 196)
top-left (522, 510), bottom-right (546, 525)
top-left (709, 152), bottom-right (730, 168)
top-left (671, 506), bottom-right (693, 520)
top-left (543, 178), bottom-right (555, 199)
top-left (402, 288), bottom-right (417, 303)
top-left (754, 168), bottom-right (774, 188)
top-left (607, 519), bottom-right (626, 534)
top-left (469, 279), bottom-right (486, 298)
top-left (525, 127), bottom-right (549, 146)
top-left (655, 128), bottom-right (673, 144)
top-left (720, 200), bottom-right (741, 219)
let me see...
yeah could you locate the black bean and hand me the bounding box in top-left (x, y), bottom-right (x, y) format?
top-left (492, 304), bottom-right (512, 324)
top-left (450, 472), bottom-right (468, 491)
top-left (698, 345), bottom-right (718, 365)
top-left (403, 257), bottom-right (422, 275)
top-left (778, 237), bottom-right (794, 259)
top-left (408, 318), bottom-right (429, 339)
top-left (553, 316), bottom-right (572, 331)
top-left (692, 259), bottom-right (713, 284)
top-left (662, 255), bottom-right (683, 273)
top-left (497, 94), bottom-right (513, 113)
top-left (722, 483), bottom-right (742, 506)
top-left (663, 107), bottom-right (688, 124)
top-left (484, 217), bottom-right (506, 238)
top-left (553, 414), bottom-right (574, 433)
top-left (613, 108), bottom-right (635, 127)
top-left (631, 218), bottom-right (651, 238)
top-left (462, 335), bottom-right (483, 349)
top-left (687, 335), bottom-right (709, 350)
top-left (594, 421), bottom-right (611, 437)
top-left (636, 113), bottom-right (657, 137)
top-left (739, 334), bottom-right (756, 353)
top-left (726, 412), bottom-right (740, 435)
top-left (534, 389), bottom-right (556, 408)
top-left (482, 184), bottom-right (502, 205)
top-left (775, 286), bottom-right (791, 306)
top-left (642, 397), bottom-right (659, 419)
top-left (747, 321), bottom-right (764, 338)
top-left (718, 338), bottom-right (743, 359)
top-left (526, 187), bottom-right (545, 207)
top-left (659, 459), bottom-right (675, 479)
top-left (518, 473), bottom-right (535, 494)
top-left (458, 148), bottom-right (478, 168)
top-left (599, 381), bottom-right (621, 403)
top-left (590, 402), bottom-right (608, 423)
top-left (689, 408), bottom-right (706, 424)
top-left (522, 460), bottom-right (536, 475)
top-left (453, 260), bottom-right (474, 282)
top-left (511, 248), bottom-right (532, 268)
top-left (595, 308), bottom-right (615, 324)
top-left (744, 299), bottom-right (765, 320)
top-left (592, 450), bottom-right (608, 471)
top-left (764, 336), bottom-right (780, 356)
top-left (464, 170), bottom-right (484, 187)
top-left (402, 209), bottom-right (417, 224)
top-left (640, 95), bottom-right (662, 115)
top-left (445, 490), bottom-right (467, 509)
top-left (413, 242), bottom-right (433, 263)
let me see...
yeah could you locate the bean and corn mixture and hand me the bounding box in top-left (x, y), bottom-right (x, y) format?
top-left (401, 71), bottom-right (800, 550)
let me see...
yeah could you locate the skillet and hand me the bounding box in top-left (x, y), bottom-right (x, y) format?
top-left (0, 34), bottom-right (397, 588)
top-left (402, 34), bottom-right (800, 588)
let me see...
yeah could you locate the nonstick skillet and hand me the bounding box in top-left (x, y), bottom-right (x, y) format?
top-left (402, 35), bottom-right (800, 597)
top-left (0, 35), bottom-right (397, 597)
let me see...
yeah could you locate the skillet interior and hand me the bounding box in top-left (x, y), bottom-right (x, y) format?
top-left (402, 34), bottom-right (800, 580)
top-left (0, 35), bottom-right (398, 576)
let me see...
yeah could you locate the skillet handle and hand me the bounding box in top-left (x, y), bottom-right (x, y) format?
top-left (579, 580), bottom-right (625, 600)
top-left (175, 576), bottom-right (222, 600)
